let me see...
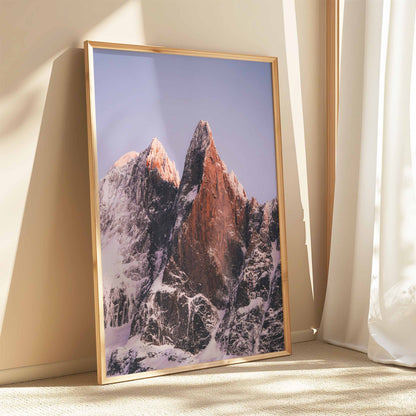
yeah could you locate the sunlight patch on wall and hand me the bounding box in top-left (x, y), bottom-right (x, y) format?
top-left (282, 0), bottom-right (314, 298)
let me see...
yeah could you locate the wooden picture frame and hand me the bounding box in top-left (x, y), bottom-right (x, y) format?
top-left (84, 41), bottom-right (291, 385)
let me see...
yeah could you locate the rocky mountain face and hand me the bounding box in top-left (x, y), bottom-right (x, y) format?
top-left (101, 121), bottom-right (284, 376)
top-left (99, 138), bottom-right (179, 329)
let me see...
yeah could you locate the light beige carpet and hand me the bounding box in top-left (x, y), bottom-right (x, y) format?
top-left (1, 341), bottom-right (415, 416)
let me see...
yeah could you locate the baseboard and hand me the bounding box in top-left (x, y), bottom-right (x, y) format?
top-left (291, 328), bottom-right (318, 344)
top-left (0, 356), bottom-right (96, 386)
top-left (0, 328), bottom-right (317, 385)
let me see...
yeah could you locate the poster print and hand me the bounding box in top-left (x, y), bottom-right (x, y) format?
top-left (84, 42), bottom-right (290, 384)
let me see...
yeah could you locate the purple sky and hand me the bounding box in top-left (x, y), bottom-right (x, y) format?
top-left (93, 49), bottom-right (277, 203)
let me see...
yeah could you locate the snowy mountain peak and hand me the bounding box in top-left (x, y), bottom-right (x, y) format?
top-left (199, 119), bottom-right (212, 134)
top-left (188, 120), bottom-right (213, 154)
top-left (149, 137), bottom-right (163, 150)
top-left (177, 121), bottom-right (215, 198)
top-left (113, 151), bottom-right (140, 168)
top-left (146, 137), bottom-right (180, 187)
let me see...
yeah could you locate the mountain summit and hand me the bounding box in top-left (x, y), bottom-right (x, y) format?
top-left (146, 138), bottom-right (180, 187)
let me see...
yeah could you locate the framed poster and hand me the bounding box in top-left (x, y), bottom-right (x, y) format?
top-left (84, 41), bottom-right (290, 384)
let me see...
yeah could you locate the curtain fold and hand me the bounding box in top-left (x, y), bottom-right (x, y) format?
top-left (320, 0), bottom-right (416, 367)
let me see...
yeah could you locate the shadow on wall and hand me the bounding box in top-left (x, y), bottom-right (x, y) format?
top-left (0, 49), bottom-right (95, 369)
top-left (0, 0), bottom-right (128, 97)
top-left (0, 0), bottom-right (129, 144)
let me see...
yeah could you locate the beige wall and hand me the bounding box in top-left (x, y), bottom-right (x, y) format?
top-left (0, 0), bottom-right (326, 378)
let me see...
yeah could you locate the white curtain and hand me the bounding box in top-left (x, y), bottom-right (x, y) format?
top-left (320, 0), bottom-right (416, 367)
